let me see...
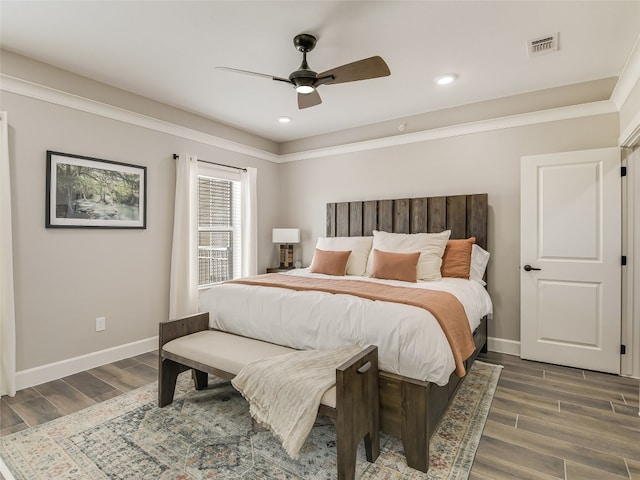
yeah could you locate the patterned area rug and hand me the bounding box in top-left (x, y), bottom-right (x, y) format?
top-left (0, 361), bottom-right (501, 480)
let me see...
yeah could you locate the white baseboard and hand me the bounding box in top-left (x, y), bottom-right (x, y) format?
top-left (15, 336), bottom-right (158, 391)
top-left (487, 336), bottom-right (521, 356)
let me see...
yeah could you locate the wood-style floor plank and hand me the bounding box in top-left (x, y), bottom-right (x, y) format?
top-left (498, 376), bottom-right (616, 411)
top-left (62, 371), bottom-right (119, 401)
top-left (483, 418), bottom-right (631, 477)
top-left (0, 399), bottom-right (23, 430)
top-left (565, 461), bottom-right (631, 480)
top-left (8, 396), bottom-right (64, 427)
top-left (132, 351), bottom-right (158, 368)
top-left (516, 414), bottom-right (640, 461)
top-left (33, 379), bottom-right (96, 415)
top-left (123, 362), bottom-right (157, 383)
top-left (560, 400), bottom-right (640, 432)
top-left (88, 363), bottom-right (149, 392)
top-left (627, 458), bottom-right (640, 479)
top-left (1, 387), bottom-right (40, 406)
top-left (474, 436), bottom-right (565, 479)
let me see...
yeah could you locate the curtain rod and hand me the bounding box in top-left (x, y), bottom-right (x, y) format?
top-left (172, 154), bottom-right (247, 172)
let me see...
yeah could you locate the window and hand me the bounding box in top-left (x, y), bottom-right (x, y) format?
top-left (197, 168), bottom-right (242, 287)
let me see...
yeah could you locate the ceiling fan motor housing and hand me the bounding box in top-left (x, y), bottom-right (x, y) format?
top-left (293, 33), bottom-right (317, 52)
top-left (289, 36), bottom-right (318, 91)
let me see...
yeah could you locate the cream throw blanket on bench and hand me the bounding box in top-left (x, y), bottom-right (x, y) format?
top-left (231, 345), bottom-right (362, 459)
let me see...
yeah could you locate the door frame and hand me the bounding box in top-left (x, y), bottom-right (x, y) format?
top-left (621, 145), bottom-right (639, 378)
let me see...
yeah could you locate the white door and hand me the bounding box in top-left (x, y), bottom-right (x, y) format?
top-left (521, 147), bottom-right (621, 373)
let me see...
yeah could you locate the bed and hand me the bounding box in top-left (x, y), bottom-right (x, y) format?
top-left (197, 193), bottom-right (490, 473)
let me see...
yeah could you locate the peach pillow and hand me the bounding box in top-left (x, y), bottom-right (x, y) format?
top-left (309, 249), bottom-right (352, 276)
top-left (441, 237), bottom-right (476, 279)
top-left (370, 249), bottom-right (421, 283)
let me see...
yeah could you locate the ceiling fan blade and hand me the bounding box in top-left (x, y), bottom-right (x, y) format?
top-left (215, 66), bottom-right (291, 84)
top-left (298, 89), bottom-right (322, 109)
top-left (317, 56), bottom-right (390, 85)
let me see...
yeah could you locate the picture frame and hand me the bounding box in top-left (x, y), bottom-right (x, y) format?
top-left (46, 151), bottom-right (147, 229)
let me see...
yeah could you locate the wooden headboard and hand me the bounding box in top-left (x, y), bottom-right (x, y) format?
top-left (326, 194), bottom-right (488, 249)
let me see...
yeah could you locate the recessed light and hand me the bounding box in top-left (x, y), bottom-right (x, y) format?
top-left (435, 74), bottom-right (457, 85)
top-left (278, 116), bottom-right (291, 123)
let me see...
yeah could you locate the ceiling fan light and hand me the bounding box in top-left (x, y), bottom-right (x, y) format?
top-left (295, 85), bottom-right (315, 94)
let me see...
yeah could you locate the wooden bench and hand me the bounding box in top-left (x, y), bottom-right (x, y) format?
top-left (158, 312), bottom-right (380, 480)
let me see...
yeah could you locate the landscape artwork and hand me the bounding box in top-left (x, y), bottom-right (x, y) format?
top-left (46, 151), bottom-right (147, 228)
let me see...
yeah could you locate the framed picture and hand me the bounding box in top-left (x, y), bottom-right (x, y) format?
top-left (46, 151), bottom-right (147, 229)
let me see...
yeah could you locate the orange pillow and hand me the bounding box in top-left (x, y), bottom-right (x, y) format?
top-left (441, 237), bottom-right (476, 279)
top-left (370, 249), bottom-right (420, 282)
top-left (310, 248), bottom-right (352, 276)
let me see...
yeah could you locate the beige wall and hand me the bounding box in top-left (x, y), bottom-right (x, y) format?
top-left (2, 90), bottom-right (281, 371)
top-left (278, 114), bottom-right (620, 343)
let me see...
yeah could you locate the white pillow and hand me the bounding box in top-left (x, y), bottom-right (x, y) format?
top-left (366, 230), bottom-right (451, 281)
top-left (314, 236), bottom-right (373, 276)
top-left (470, 244), bottom-right (490, 286)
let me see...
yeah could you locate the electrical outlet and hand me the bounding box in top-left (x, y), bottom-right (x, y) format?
top-left (96, 317), bottom-right (106, 332)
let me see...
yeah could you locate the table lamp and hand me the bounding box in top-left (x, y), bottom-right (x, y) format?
top-left (272, 228), bottom-right (300, 269)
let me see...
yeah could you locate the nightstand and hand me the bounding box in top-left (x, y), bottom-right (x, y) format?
top-left (266, 267), bottom-right (295, 273)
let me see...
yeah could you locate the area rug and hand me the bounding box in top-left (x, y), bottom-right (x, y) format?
top-left (0, 360), bottom-right (501, 480)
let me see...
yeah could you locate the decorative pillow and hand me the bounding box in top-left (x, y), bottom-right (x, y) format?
top-left (366, 230), bottom-right (451, 281)
top-left (370, 249), bottom-right (420, 282)
top-left (309, 248), bottom-right (352, 276)
top-left (441, 237), bottom-right (476, 279)
top-left (470, 244), bottom-right (490, 286)
top-left (314, 236), bottom-right (372, 276)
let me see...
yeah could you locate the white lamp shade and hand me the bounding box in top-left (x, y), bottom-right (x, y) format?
top-left (272, 228), bottom-right (300, 244)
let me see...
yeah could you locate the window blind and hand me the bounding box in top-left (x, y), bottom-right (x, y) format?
top-left (197, 174), bottom-right (242, 286)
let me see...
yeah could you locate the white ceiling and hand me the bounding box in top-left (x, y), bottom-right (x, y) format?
top-left (1, 1), bottom-right (639, 143)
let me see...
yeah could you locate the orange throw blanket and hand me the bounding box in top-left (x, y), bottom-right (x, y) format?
top-left (229, 274), bottom-right (475, 377)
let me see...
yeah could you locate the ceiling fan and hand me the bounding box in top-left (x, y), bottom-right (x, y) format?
top-left (216, 33), bottom-right (391, 109)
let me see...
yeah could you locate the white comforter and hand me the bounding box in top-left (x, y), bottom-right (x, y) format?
top-left (198, 269), bottom-right (493, 386)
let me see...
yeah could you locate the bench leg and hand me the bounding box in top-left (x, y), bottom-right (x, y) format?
top-left (335, 346), bottom-right (380, 480)
top-left (192, 369), bottom-right (209, 390)
top-left (336, 432), bottom-right (358, 480)
top-left (364, 430), bottom-right (380, 463)
top-left (158, 358), bottom-right (182, 407)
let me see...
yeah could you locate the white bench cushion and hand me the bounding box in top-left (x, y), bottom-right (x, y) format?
top-left (163, 330), bottom-right (337, 408)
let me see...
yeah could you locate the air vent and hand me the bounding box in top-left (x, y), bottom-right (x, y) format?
top-left (527, 33), bottom-right (559, 57)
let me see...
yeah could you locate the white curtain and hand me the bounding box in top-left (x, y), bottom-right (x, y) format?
top-left (169, 153), bottom-right (199, 319)
top-left (241, 167), bottom-right (258, 277)
top-left (0, 112), bottom-right (16, 397)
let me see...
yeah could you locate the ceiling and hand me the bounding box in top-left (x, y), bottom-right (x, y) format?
top-left (1, 1), bottom-right (639, 143)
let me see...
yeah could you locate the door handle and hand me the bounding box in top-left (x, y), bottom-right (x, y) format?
top-left (523, 264), bottom-right (541, 271)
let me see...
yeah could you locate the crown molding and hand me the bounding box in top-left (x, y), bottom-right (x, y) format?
top-left (611, 34), bottom-right (640, 110)
top-left (1, 74), bottom-right (619, 163)
top-left (279, 100), bottom-right (618, 162)
top-left (0, 74), bottom-right (280, 163)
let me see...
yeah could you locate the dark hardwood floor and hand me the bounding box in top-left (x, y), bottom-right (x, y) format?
top-left (1, 351), bottom-right (639, 479)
